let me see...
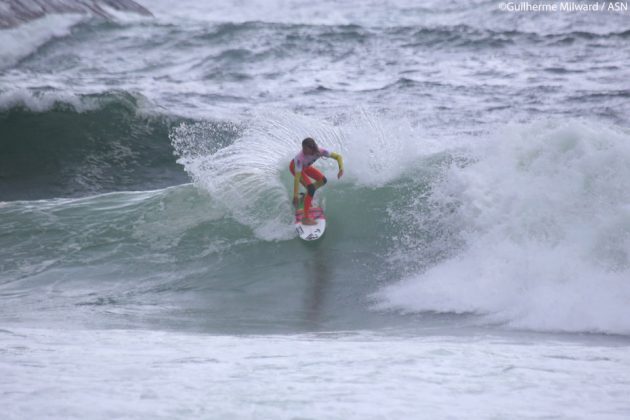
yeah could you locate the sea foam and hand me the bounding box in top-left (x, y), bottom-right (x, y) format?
top-left (377, 119), bottom-right (630, 335)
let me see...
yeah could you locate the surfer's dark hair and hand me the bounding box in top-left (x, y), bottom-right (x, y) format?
top-left (302, 137), bottom-right (318, 151)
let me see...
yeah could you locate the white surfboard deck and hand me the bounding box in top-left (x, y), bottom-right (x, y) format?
top-left (295, 206), bottom-right (326, 241)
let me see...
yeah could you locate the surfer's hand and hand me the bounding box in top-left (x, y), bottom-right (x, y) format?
top-left (338, 169), bottom-right (344, 179)
top-left (293, 196), bottom-right (299, 208)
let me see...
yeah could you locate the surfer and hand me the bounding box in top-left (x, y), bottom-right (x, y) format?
top-left (290, 138), bottom-right (344, 225)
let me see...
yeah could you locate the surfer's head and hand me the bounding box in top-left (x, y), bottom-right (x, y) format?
top-left (302, 137), bottom-right (318, 155)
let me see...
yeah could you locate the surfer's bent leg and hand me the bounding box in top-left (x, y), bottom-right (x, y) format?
top-left (313, 176), bottom-right (327, 189)
top-left (290, 161), bottom-right (314, 216)
top-left (302, 166), bottom-right (324, 218)
top-left (304, 166), bottom-right (325, 186)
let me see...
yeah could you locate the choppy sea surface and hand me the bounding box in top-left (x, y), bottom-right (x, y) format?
top-left (1, 1), bottom-right (630, 418)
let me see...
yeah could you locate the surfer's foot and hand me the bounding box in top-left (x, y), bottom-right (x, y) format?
top-left (302, 217), bottom-right (317, 225)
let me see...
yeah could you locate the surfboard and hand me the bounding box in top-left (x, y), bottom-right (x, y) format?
top-left (295, 194), bottom-right (326, 241)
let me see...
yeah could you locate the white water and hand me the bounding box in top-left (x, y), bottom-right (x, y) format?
top-left (171, 109), bottom-right (425, 240)
top-left (378, 119), bottom-right (630, 335)
top-left (3, 327), bottom-right (630, 420)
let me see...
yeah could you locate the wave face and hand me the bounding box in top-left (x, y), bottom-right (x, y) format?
top-left (0, 91), bottom-right (189, 199)
top-left (0, 183), bottom-right (415, 334)
top-left (2, 108), bottom-right (629, 336)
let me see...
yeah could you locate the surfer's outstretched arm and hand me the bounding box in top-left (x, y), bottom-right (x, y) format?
top-left (330, 152), bottom-right (344, 178)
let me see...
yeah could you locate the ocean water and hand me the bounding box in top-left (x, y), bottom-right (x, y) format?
top-left (1, 1), bottom-right (630, 418)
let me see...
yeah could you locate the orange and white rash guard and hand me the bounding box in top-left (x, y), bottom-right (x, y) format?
top-left (292, 148), bottom-right (343, 197)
